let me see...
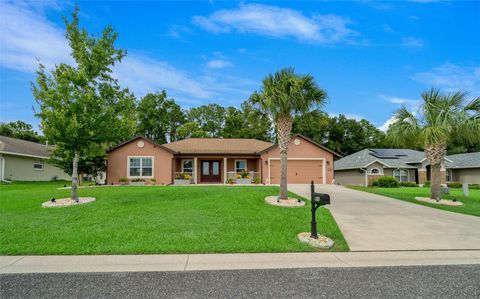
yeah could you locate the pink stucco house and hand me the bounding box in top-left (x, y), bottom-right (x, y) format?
top-left (106, 134), bottom-right (341, 185)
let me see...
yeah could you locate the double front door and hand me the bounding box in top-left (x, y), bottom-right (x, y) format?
top-left (201, 160), bottom-right (221, 183)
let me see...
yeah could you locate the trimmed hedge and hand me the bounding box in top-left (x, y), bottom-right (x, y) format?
top-left (447, 182), bottom-right (462, 188)
top-left (372, 176), bottom-right (399, 188)
top-left (399, 182), bottom-right (418, 187)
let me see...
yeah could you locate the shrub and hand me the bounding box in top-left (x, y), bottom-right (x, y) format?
top-left (423, 180), bottom-right (430, 187)
top-left (150, 178), bottom-right (156, 182)
top-left (252, 176), bottom-right (261, 184)
top-left (399, 182), bottom-right (418, 187)
top-left (175, 173), bottom-right (190, 180)
top-left (226, 177), bottom-right (235, 184)
top-left (377, 176), bottom-right (399, 188)
top-left (371, 180), bottom-right (379, 187)
top-left (447, 182), bottom-right (462, 188)
top-left (119, 177), bottom-right (128, 184)
top-left (470, 184), bottom-right (480, 190)
top-left (131, 178), bottom-right (145, 182)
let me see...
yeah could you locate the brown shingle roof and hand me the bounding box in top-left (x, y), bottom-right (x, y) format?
top-left (0, 135), bottom-right (52, 158)
top-left (163, 138), bottom-right (274, 154)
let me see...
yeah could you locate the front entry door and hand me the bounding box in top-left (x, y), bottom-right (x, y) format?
top-left (201, 160), bottom-right (221, 183)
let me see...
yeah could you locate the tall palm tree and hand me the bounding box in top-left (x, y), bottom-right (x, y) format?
top-left (250, 68), bottom-right (327, 200)
top-left (388, 88), bottom-right (480, 200)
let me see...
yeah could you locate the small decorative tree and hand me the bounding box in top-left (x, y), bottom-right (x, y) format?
top-left (33, 8), bottom-right (136, 201)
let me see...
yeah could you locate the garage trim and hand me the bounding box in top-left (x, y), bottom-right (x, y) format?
top-left (268, 158), bottom-right (326, 185)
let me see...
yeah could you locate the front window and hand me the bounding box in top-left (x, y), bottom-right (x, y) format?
top-left (129, 157), bottom-right (153, 177)
top-left (33, 159), bottom-right (44, 170)
top-left (446, 169), bottom-right (452, 182)
top-left (235, 160), bottom-right (247, 172)
top-left (182, 160), bottom-right (193, 173)
top-left (393, 169), bottom-right (408, 182)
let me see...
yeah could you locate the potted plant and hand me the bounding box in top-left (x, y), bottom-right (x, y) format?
top-left (236, 170), bottom-right (252, 184)
top-left (129, 178), bottom-right (145, 186)
top-left (150, 178), bottom-right (157, 185)
top-left (174, 173), bottom-right (191, 185)
top-left (119, 177), bottom-right (129, 185)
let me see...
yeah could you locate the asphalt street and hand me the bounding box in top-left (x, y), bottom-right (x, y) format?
top-left (1, 264), bottom-right (479, 298)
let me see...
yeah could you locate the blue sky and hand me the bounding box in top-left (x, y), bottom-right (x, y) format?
top-left (1, 0), bottom-right (479, 132)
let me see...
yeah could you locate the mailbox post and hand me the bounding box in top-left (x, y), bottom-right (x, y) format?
top-left (310, 180), bottom-right (330, 239)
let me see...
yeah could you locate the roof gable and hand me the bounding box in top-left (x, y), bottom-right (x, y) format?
top-left (258, 134), bottom-right (342, 158)
top-left (107, 136), bottom-right (177, 154)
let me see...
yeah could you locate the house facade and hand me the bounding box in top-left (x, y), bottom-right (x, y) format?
top-left (106, 134), bottom-right (341, 185)
top-left (334, 148), bottom-right (480, 186)
top-left (0, 135), bottom-right (70, 182)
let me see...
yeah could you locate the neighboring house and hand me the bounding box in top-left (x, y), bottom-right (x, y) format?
top-left (334, 148), bottom-right (480, 186)
top-left (0, 135), bottom-right (70, 181)
top-left (106, 134), bottom-right (341, 185)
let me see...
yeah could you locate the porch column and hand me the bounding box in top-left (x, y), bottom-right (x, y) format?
top-left (223, 157), bottom-right (227, 184)
top-left (194, 157), bottom-right (198, 184)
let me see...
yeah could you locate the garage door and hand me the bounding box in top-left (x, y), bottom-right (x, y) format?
top-left (270, 159), bottom-right (324, 184)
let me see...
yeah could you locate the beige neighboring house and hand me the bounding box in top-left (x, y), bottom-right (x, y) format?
top-left (334, 148), bottom-right (480, 187)
top-left (0, 135), bottom-right (70, 182)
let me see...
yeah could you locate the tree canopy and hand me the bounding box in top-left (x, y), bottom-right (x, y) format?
top-left (32, 7), bottom-right (136, 198)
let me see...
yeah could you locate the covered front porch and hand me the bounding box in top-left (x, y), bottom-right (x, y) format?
top-left (173, 156), bottom-right (262, 184)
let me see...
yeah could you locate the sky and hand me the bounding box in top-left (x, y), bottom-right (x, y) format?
top-left (1, 0), bottom-right (479, 132)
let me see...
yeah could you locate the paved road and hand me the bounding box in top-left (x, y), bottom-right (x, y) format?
top-left (1, 265), bottom-right (479, 298)
top-left (288, 184), bottom-right (480, 251)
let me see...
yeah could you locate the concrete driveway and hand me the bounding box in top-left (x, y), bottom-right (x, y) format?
top-left (288, 184), bottom-right (480, 251)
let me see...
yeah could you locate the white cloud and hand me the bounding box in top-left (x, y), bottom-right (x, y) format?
top-left (206, 59), bottom-right (233, 69)
top-left (192, 4), bottom-right (356, 43)
top-left (411, 63), bottom-right (480, 93)
top-left (114, 55), bottom-right (213, 101)
top-left (0, 1), bottom-right (217, 102)
top-left (379, 116), bottom-right (396, 132)
top-left (402, 37), bottom-right (424, 48)
top-left (0, 1), bottom-right (72, 73)
top-left (379, 95), bottom-right (419, 107)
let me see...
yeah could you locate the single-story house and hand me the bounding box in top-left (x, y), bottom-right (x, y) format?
top-left (0, 135), bottom-right (70, 182)
top-left (106, 134), bottom-right (341, 185)
top-left (334, 148), bottom-right (480, 186)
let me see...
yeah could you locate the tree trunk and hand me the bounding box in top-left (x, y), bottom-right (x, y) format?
top-left (277, 114), bottom-right (292, 200)
top-left (71, 151), bottom-right (80, 202)
top-left (425, 142), bottom-right (446, 200)
top-left (430, 163), bottom-right (441, 200)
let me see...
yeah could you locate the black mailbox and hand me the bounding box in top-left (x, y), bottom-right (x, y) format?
top-left (310, 180), bottom-right (330, 239)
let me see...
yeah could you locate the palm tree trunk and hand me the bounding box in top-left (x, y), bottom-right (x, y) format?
top-left (425, 142), bottom-right (446, 200)
top-left (71, 151), bottom-right (80, 202)
top-left (277, 114), bottom-right (292, 200)
top-left (430, 164), bottom-right (441, 200)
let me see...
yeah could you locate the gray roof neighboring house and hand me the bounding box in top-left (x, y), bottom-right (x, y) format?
top-left (0, 135), bottom-right (52, 158)
top-left (335, 148), bottom-right (480, 171)
top-left (445, 152), bottom-right (480, 169)
top-left (334, 148), bottom-right (425, 170)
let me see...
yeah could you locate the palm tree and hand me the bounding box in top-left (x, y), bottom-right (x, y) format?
top-left (250, 68), bottom-right (327, 200)
top-left (388, 88), bottom-right (480, 200)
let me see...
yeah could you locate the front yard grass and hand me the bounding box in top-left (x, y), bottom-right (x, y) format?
top-left (0, 182), bottom-right (348, 255)
top-left (349, 186), bottom-right (480, 217)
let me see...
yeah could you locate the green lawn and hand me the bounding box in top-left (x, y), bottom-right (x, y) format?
top-left (349, 186), bottom-right (480, 217)
top-left (0, 181), bottom-right (348, 255)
